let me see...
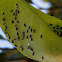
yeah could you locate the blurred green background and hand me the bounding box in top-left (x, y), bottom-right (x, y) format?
top-left (0, 0), bottom-right (62, 62)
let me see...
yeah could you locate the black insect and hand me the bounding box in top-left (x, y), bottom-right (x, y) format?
top-left (24, 24), bottom-right (26, 27)
top-left (40, 35), bottom-right (42, 38)
top-left (32, 52), bottom-right (34, 56)
top-left (49, 23), bottom-right (52, 26)
top-left (2, 18), bottom-right (5, 21)
top-left (11, 20), bottom-right (14, 23)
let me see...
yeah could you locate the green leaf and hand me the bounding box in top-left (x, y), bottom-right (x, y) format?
top-left (0, 0), bottom-right (62, 62)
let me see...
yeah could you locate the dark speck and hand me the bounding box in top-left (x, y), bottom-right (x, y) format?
top-left (27, 35), bottom-right (28, 39)
top-left (16, 10), bottom-right (17, 12)
top-left (31, 38), bottom-right (33, 41)
top-left (13, 13), bottom-right (15, 16)
top-left (16, 4), bottom-right (18, 6)
top-left (42, 56), bottom-right (44, 60)
top-left (31, 28), bottom-right (32, 32)
top-left (15, 25), bottom-right (17, 26)
top-left (18, 37), bottom-right (20, 39)
top-left (12, 40), bottom-right (14, 43)
top-left (12, 20), bottom-right (14, 23)
top-left (16, 27), bottom-right (18, 30)
top-left (5, 32), bottom-right (8, 34)
top-left (27, 30), bottom-right (28, 33)
top-left (20, 45), bottom-right (22, 48)
top-left (27, 46), bottom-right (30, 49)
top-left (14, 17), bottom-right (17, 20)
top-left (60, 27), bottom-right (62, 30)
top-left (40, 35), bottom-right (42, 38)
top-left (32, 52), bottom-right (34, 56)
top-left (22, 32), bottom-right (25, 35)
top-left (22, 48), bottom-right (24, 51)
top-left (18, 11), bottom-right (19, 13)
top-left (5, 29), bottom-right (7, 31)
top-left (3, 23), bottom-right (5, 25)
top-left (31, 48), bottom-right (33, 51)
top-left (53, 27), bottom-right (55, 29)
top-left (33, 30), bottom-right (36, 33)
top-left (3, 12), bottom-right (4, 15)
top-left (11, 10), bottom-right (13, 12)
top-left (30, 35), bottom-right (32, 38)
top-left (9, 36), bottom-right (10, 39)
top-left (27, 46), bottom-right (33, 51)
top-left (49, 23), bottom-right (52, 26)
top-left (5, 26), bottom-right (7, 29)
top-left (2, 18), bottom-right (5, 21)
top-left (28, 26), bottom-right (30, 29)
top-left (57, 25), bottom-right (59, 27)
top-left (53, 30), bottom-right (56, 32)
top-left (17, 32), bottom-right (19, 35)
top-left (15, 45), bottom-right (17, 47)
top-left (14, 39), bottom-right (16, 40)
top-left (24, 24), bottom-right (26, 27)
top-left (16, 21), bottom-right (19, 23)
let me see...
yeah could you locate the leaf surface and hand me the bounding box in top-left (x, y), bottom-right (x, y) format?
top-left (0, 0), bottom-right (62, 62)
